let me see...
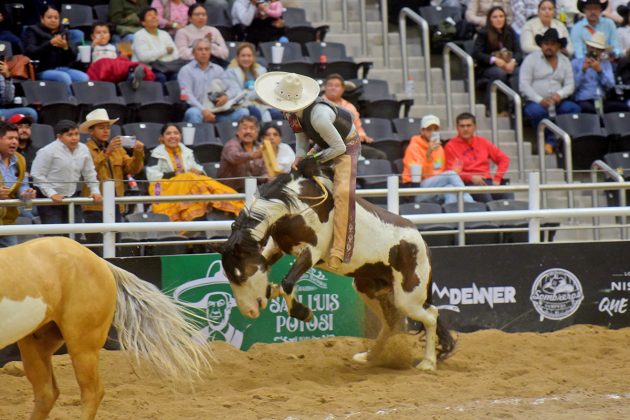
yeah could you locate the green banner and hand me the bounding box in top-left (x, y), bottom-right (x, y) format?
top-left (161, 254), bottom-right (365, 350)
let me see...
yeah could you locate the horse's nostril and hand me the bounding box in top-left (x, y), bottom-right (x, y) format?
top-left (256, 297), bottom-right (263, 308)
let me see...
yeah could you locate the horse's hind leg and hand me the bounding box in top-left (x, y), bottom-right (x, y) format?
top-left (17, 323), bottom-right (64, 420)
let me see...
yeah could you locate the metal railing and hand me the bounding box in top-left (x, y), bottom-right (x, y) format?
top-left (399, 7), bottom-right (432, 104)
top-left (359, 0), bottom-right (367, 55)
top-left (591, 160), bottom-right (627, 240)
top-left (443, 42), bottom-right (476, 129)
top-left (342, 0), bottom-right (348, 32)
top-left (320, 0), bottom-right (327, 24)
top-left (380, 0), bottom-right (390, 66)
top-left (490, 80), bottom-right (525, 181)
top-left (537, 118), bottom-right (573, 208)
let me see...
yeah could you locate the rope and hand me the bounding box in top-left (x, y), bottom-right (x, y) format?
top-left (297, 176), bottom-right (329, 209)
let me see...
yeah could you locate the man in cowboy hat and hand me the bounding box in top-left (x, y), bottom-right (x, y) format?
top-left (79, 108), bottom-right (145, 249)
top-left (520, 28), bottom-right (580, 154)
top-left (572, 31), bottom-right (628, 114)
top-left (571, 0), bottom-right (622, 59)
top-left (255, 72), bottom-right (360, 270)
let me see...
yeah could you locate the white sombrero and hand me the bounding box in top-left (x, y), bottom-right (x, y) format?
top-left (255, 72), bottom-right (320, 113)
top-left (79, 108), bottom-right (119, 133)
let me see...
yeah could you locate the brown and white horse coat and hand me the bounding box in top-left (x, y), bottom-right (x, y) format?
top-left (220, 159), bottom-right (454, 370)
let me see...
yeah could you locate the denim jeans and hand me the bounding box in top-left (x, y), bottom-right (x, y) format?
top-left (37, 67), bottom-right (89, 93)
top-left (0, 107), bottom-right (39, 123)
top-left (184, 107), bottom-right (250, 124)
top-left (417, 170), bottom-right (476, 205)
top-left (0, 235), bottom-right (17, 248)
top-left (524, 100), bottom-right (581, 147)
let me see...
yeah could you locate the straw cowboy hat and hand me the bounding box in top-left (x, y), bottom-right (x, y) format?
top-left (577, 0), bottom-right (608, 13)
top-left (79, 108), bottom-right (119, 133)
top-left (585, 31), bottom-right (607, 50)
top-left (255, 72), bottom-right (320, 113)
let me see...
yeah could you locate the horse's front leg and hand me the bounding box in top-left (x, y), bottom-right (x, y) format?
top-left (278, 247), bottom-right (319, 322)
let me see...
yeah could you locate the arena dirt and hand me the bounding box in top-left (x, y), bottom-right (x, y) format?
top-left (1, 325), bottom-right (629, 419)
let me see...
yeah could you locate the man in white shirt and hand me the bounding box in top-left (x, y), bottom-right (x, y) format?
top-left (31, 120), bottom-right (102, 226)
top-left (132, 7), bottom-right (182, 83)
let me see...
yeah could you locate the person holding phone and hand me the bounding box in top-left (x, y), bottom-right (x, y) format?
top-left (402, 115), bottom-right (475, 205)
top-left (22, 5), bottom-right (88, 92)
top-left (78, 109), bottom-right (145, 250)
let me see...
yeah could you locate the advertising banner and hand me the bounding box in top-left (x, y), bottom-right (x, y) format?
top-left (430, 242), bottom-right (630, 332)
top-left (161, 254), bottom-right (365, 351)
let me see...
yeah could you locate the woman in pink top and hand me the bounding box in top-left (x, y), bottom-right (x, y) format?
top-left (151, 0), bottom-right (195, 34)
top-left (174, 3), bottom-right (229, 62)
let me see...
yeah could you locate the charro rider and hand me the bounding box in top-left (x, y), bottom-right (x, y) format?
top-left (255, 72), bottom-right (360, 271)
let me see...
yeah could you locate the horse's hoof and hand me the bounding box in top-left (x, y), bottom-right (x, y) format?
top-left (416, 359), bottom-right (436, 371)
top-left (289, 301), bottom-right (313, 322)
top-left (352, 352), bottom-right (369, 364)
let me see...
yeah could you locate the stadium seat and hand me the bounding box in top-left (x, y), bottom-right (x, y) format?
top-left (259, 41), bottom-right (311, 63)
top-left (555, 113), bottom-right (608, 170)
top-left (443, 202), bottom-right (501, 245)
top-left (357, 158), bottom-right (393, 189)
top-left (602, 152), bottom-right (630, 208)
top-left (305, 41), bottom-right (372, 79)
top-left (60, 4), bottom-right (94, 34)
top-left (285, 25), bottom-right (329, 46)
top-left (361, 118), bottom-right (403, 161)
top-left (393, 117), bottom-right (422, 141)
top-left (118, 81), bottom-right (173, 123)
top-left (276, 61), bottom-right (317, 78)
top-left (122, 122), bottom-right (163, 151)
top-left (202, 162), bottom-right (222, 179)
top-left (71, 81), bottom-right (127, 122)
top-left (22, 81), bottom-right (80, 125)
top-left (0, 41), bottom-right (13, 58)
top-left (93, 4), bottom-right (109, 22)
top-left (486, 199), bottom-right (529, 243)
top-left (399, 202), bottom-right (456, 246)
top-left (29, 123), bottom-right (55, 149)
top-left (283, 7), bottom-right (309, 26)
top-left (603, 112), bottom-right (630, 152)
top-left (215, 120), bottom-right (239, 145)
top-left (165, 80), bottom-right (188, 122)
top-left (204, 4), bottom-right (234, 41)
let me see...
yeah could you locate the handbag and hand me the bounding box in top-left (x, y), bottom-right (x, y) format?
top-left (7, 55), bottom-right (36, 80)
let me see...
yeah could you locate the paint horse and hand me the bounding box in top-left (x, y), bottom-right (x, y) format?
top-left (220, 158), bottom-right (454, 370)
top-left (0, 237), bottom-right (214, 420)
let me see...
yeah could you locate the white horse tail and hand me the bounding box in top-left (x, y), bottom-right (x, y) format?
top-left (106, 262), bottom-right (214, 383)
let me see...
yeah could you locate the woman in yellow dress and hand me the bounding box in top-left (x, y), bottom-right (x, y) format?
top-left (146, 123), bottom-right (243, 221)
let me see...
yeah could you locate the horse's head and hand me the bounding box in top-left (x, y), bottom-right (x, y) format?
top-left (219, 210), bottom-right (274, 319)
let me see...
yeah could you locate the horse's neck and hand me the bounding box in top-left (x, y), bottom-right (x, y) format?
top-left (248, 199), bottom-right (290, 242)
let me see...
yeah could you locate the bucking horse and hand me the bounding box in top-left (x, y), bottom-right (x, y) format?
top-left (219, 158), bottom-right (455, 370)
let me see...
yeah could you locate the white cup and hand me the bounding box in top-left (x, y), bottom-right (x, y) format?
top-left (271, 45), bottom-right (284, 64)
top-left (182, 126), bottom-right (195, 146)
top-left (78, 45), bottom-right (91, 63)
top-left (410, 164), bottom-right (422, 183)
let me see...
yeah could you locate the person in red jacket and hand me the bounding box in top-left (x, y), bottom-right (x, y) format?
top-left (444, 112), bottom-right (511, 202)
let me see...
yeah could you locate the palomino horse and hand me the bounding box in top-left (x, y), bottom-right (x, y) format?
top-left (220, 158), bottom-right (455, 370)
top-left (0, 237), bottom-right (213, 420)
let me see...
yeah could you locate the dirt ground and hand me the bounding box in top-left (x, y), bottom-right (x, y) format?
top-left (1, 325), bottom-right (629, 419)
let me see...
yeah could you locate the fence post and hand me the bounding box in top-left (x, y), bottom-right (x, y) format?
top-left (102, 180), bottom-right (116, 257)
top-left (387, 175), bottom-right (399, 214)
top-left (245, 177), bottom-right (257, 207)
top-left (528, 172), bottom-right (541, 243)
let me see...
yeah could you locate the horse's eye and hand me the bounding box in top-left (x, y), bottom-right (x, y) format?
top-left (234, 268), bottom-right (241, 278)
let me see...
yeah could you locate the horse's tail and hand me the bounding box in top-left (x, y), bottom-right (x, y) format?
top-left (107, 262), bottom-right (214, 382)
top-left (436, 314), bottom-right (456, 360)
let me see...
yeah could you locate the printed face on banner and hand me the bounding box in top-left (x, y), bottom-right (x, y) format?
top-left (530, 268), bottom-right (584, 321)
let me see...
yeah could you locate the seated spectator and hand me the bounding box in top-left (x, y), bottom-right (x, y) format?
top-left (109, 0), bottom-right (149, 40)
top-left (472, 6), bottom-right (522, 113)
top-left (260, 123), bottom-right (294, 173)
top-left (603, 0), bottom-right (627, 24)
top-left (571, 0), bottom-right (622, 59)
top-left (520, 28), bottom-right (580, 154)
top-left (0, 121), bottom-right (36, 247)
top-left (445, 112), bottom-right (511, 203)
top-left (0, 9), bottom-right (23, 55)
top-left (217, 115), bottom-right (267, 192)
top-left (146, 123), bottom-right (243, 220)
top-left (79, 109), bottom-right (145, 247)
top-left (556, 0), bottom-right (581, 28)
top-left (22, 6), bottom-right (89, 90)
top-left (466, 0), bottom-right (513, 31)
top-left (178, 38), bottom-right (250, 123)
top-left (521, 0), bottom-right (574, 56)
top-left (31, 120), bottom-right (102, 226)
top-left (227, 42), bottom-right (282, 121)
top-left (132, 6), bottom-right (183, 82)
top-left (174, 3), bottom-right (229, 64)
top-left (321, 73), bottom-right (387, 161)
top-left (402, 115), bottom-right (475, 205)
top-left (87, 22), bottom-right (155, 86)
top-left (8, 114), bottom-right (38, 173)
top-left (232, 0), bottom-right (285, 46)
top-left (512, 0), bottom-right (539, 35)
top-left (572, 32), bottom-right (628, 113)
top-left (151, 0), bottom-right (195, 34)
top-left (617, 2), bottom-right (630, 56)
top-left (0, 62), bottom-right (38, 123)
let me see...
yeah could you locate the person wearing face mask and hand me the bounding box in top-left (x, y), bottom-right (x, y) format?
top-left (402, 115), bottom-right (475, 205)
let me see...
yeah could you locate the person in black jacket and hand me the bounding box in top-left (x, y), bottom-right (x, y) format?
top-left (22, 5), bottom-right (88, 92)
top-left (473, 6), bottom-right (523, 114)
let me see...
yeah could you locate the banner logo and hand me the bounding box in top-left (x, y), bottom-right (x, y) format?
top-left (530, 268), bottom-right (583, 321)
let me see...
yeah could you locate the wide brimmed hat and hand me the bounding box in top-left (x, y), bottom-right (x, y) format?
top-left (618, 2), bottom-right (630, 18)
top-left (79, 108), bottom-right (119, 133)
top-left (535, 28), bottom-right (568, 49)
top-left (585, 31), bottom-right (607, 49)
top-left (255, 72), bottom-right (320, 113)
top-left (577, 0), bottom-right (608, 13)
